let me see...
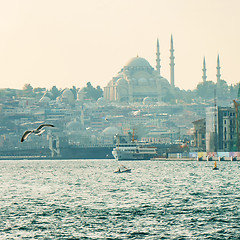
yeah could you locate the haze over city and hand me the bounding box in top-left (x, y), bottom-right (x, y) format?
top-left (0, 0), bottom-right (239, 90)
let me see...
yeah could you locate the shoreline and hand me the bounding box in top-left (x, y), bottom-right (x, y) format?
top-left (0, 156), bottom-right (239, 161)
top-left (151, 157), bottom-right (239, 161)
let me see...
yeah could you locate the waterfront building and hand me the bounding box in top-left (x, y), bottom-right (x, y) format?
top-left (192, 118), bottom-right (206, 151)
top-left (206, 106), bottom-right (236, 152)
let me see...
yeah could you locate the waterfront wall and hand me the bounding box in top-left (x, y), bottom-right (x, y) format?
top-left (168, 152), bottom-right (240, 160)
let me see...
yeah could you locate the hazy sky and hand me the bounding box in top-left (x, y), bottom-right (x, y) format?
top-left (0, 0), bottom-right (240, 90)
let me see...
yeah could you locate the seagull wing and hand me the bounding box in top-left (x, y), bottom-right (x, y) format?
top-left (36, 124), bottom-right (55, 130)
top-left (21, 130), bottom-right (32, 142)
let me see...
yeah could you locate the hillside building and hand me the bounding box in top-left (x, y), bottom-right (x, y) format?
top-left (104, 37), bottom-right (175, 103)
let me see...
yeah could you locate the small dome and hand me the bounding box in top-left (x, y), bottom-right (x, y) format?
top-left (43, 91), bottom-right (53, 98)
top-left (117, 78), bottom-right (128, 86)
top-left (77, 88), bottom-right (86, 101)
top-left (62, 88), bottom-right (73, 97)
top-left (107, 79), bottom-right (114, 87)
top-left (157, 76), bottom-right (170, 85)
top-left (102, 127), bottom-right (120, 136)
top-left (97, 97), bottom-right (107, 105)
top-left (62, 88), bottom-right (74, 102)
top-left (39, 96), bottom-right (51, 103)
top-left (66, 119), bottom-right (83, 131)
top-left (143, 97), bottom-right (154, 105)
top-left (125, 57), bottom-right (152, 68)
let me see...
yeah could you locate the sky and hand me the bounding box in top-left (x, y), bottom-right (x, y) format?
top-left (0, 0), bottom-right (240, 91)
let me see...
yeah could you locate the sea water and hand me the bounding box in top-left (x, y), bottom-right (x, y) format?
top-left (0, 160), bottom-right (239, 239)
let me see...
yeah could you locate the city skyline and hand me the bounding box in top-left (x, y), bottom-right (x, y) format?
top-left (0, 0), bottom-right (240, 90)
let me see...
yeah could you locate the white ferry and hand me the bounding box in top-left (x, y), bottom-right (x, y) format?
top-left (112, 141), bottom-right (158, 161)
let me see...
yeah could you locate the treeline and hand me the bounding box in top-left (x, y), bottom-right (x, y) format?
top-left (173, 80), bottom-right (239, 103)
top-left (0, 79), bottom-right (239, 103)
top-left (0, 82), bottom-right (103, 101)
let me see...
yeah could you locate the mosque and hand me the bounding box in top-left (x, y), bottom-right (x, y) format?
top-left (104, 36), bottom-right (175, 103)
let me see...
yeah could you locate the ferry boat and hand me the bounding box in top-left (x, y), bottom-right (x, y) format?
top-left (112, 129), bottom-right (158, 161)
top-left (112, 141), bottom-right (158, 161)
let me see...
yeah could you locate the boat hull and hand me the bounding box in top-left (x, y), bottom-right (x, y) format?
top-left (114, 169), bottom-right (131, 173)
top-left (112, 150), bottom-right (157, 161)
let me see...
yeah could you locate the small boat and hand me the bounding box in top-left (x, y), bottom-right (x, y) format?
top-left (114, 166), bottom-right (131, 173)
top-left (213, 161), bottom-right (219, 170)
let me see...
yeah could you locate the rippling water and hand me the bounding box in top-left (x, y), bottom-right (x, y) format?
top-left (0, 160), bottom-right (240, 239)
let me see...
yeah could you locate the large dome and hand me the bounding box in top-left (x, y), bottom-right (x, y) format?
top-left (125, 57), bottom-right (152, 68)
top-left (104, 52), bottom-right (171, 102)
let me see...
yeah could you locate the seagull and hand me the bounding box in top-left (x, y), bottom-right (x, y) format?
top-left (21, 124), bottom-right (55, 142)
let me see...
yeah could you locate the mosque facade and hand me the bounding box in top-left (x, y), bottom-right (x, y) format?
top-left (104, 37), bottom-right (175, 103)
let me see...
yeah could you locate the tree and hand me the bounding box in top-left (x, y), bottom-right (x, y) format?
top-left (229, 83), bottom-right (240, 100)
top-left (70, 86), bottom-right (78, 100)
top-left (22, 83), bottom-right (33, 97)
top-left (173, 87), bottom-right (194, 103)
top-left (82, 82), bottom-right (103, 101)
top-left (196, 81), bottom-right (216, 99)
top-left (23, 83), bottom-right (33, 91)
top-left (95, 86), bottom-right (103, 100)
top-left (0, 88), bottom-right (17, 99)
top-left (50, 86), bottom-right (61, 100)
top-left (33, 87), bottom-right (46, 98)
top-left (216, 79), bottom-right (229, 99)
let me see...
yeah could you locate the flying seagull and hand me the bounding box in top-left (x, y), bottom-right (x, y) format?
top-left (21, 124), bottom-right (55, 142)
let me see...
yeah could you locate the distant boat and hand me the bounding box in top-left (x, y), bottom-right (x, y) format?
top-left (114, 166), bottom-right (131, 173)
top-left (213, 161), bottom-right (219, 170)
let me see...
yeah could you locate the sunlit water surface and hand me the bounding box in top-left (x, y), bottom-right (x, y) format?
top-left (0, 160), bottom-right (240, 239)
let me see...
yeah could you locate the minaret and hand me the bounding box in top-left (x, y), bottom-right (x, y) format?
top-left (216, 54), bottom-right (221, 83)
top-left (202, 57), bottom-right (207, 82)
top-left (169, 35), bottom-right (175, 87)
top-left (156, 38), bottom-right (161, 75)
